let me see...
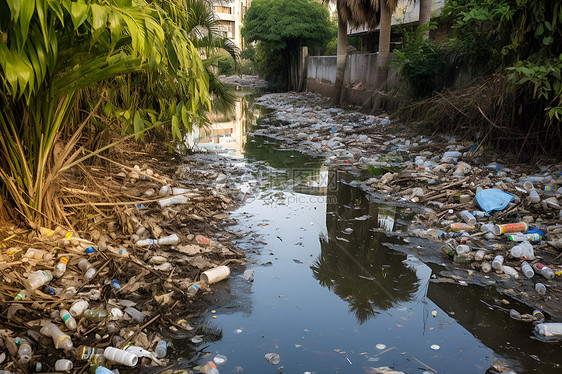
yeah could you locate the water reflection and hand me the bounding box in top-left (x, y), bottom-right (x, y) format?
top-left (312, 170), bottom-right (420, 324)
top-left (186, 94), bottom-right (259, 157)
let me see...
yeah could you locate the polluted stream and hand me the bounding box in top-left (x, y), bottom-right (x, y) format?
top-left (175, 92), bottom-right (560, 374)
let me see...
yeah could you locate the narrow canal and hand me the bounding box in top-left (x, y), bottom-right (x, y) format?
top-left (177, 91), bottom-right (560, 374)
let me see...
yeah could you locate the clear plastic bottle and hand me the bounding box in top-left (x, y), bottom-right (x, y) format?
top-left (459, 210), bottom-right (477, 225)
top-left (155, 341), bottom-right (167, 358)
top-left (474, 250), bottom-right (486, 261)
top-left (521, 261), bottom-right (534, 278)
top-left (16, 338), bottom-right (32, 364)
top-left (62, 286), bottom-right (77, 299)
top-left (14, 289), bottom-right (27, 301)
top-left (70, 300), bottom-right (89, 317)
top-left (24, 270), bottom-right (53, 290)
top-left (455, 244), bottom-right (470, 255)
top-left (510, 241), bottom-right (535, 260)
top-left (481, 261), bottom-right (492, 273)
top-left (84, 308), bottom-right (108, 323)
top-left (53, 257), bottom-right (68, 278)
top-left (54, 359), bottom-right (73, 371)
top-left (124, 307), bottom-right (146, 322)
top-left (533, 263), bottom-right (555, 280)
top-left (187, 283), bottom-right (199, 297)
top-left (529, 189), bottom-right (540, 203)
top-left (78, 259), bottom-right (96, 280)
top-left (60, 309), bottom-right (77, 330)
top-left (40, 323), bottom-right (73, 350)
top-left (492, 255), bottom-right (504, 270)
top-left (535, 283), bottom-right (547, 295)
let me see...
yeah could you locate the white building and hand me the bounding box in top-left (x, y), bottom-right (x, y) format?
top-left (213, 1), bottom-right (252, 49)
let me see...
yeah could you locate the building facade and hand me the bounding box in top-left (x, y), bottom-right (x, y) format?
top-left (213, 0), bottom-right (252, 49)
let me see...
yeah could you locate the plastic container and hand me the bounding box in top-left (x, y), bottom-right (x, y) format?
top-left (24, 270), bottom-right (53, 290)
top-left (187, 283), bottom-right (199, 297)
top-left (60, 309), bottom-right (77, 330)
top-left (533, 263), bottom-right (555, 279)
top-left (54, 359), bottom-right (73, 371)
top-left (474, 250), bottom-right (486, 261)
top-left (53, 257), bottom-right (68, 278)
top-left (521, 261), bottom-right (534, 278)
top-left (459, 210), bottom-right (476, 225)
top-left (94, 366), bottom-right (114, 374)
top-left (535, 283), bottom-right (546, 295)
top-left (103, 347), bottom-right (138, 367)
top-left (14, 290), bottom-right (27, 301)
top-left (155, 341), bottom-right (167, 358)
top-left (481, 262), bottom-right (492, 273)
top-left (472, 211), bottom-right (489, 218)
top-left (17, 338), bottom-right (32, 364)
top-left (508, 233), bottom-right (542, 242)
top-left (534, 323), bottom-right (562, 337)
top-left (76, 345), bottom-right (104, 361)
top-left (84, 308), bottom-right (108, 323)
top-left (124, 307), bottom-right (146, 322)
top-left (70, 300), bottom-right (89, 317)
top-left (455, 244), bottom-right (470, 255)
top-left (529, 189), bottom-right (540, 203)
top-left (510, 241), bottom-right (535, 260)
top-left (480, 223), bottom-right (494, 233)
top-left (78, 259), bottom-right (96, 280)
top-left (449, 223), bottom-right (476, 232)
top-left (201, 266), bottom-right (231, 284)
top-left (492, 255), bottom-right (504, 270)
top-left (492, 223), bottom-right (528, 236)
top-left (158, 234), bottom-right (179, 245)
top-left (158, 195), bottom-right (188, 208)
top-left (501, 265), bottom-right (519, 278)
top-left (40, 323), bottom-right (73, 350)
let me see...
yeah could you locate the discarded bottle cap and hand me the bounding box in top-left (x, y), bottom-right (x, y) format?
top-left (85, 246), bottom-right (96, 254)
top-left (111, 280), bottom-right (121, 292)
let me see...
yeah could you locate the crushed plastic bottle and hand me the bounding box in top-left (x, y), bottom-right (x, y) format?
top-left (16, 338), bottom-right (32, 364)
top-left (265, 352), bottom-right (280, 365)
top-left (40, 323), bottom-right (73, 350)
top-left (124, 306), bottom-right (146, 322)
top-left (24, 270), bottom-right (53, 290)
top-left (84, 308), bottom-right (108, 323)
top-left (14, 290), bottom-right (27, 301)
top-left (53, 257), bottom-right (68, 278)
top-left (78, 259), bottom-right (96, 280)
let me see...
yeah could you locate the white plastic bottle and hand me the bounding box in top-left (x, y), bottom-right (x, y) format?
top-left (535, 283), bottom-right (546, 295)
top-left (492, 255), bottom-right (504, 270)
top-left (53, 257), bottom-right (68, 278)
top-left (40, 323), bottom-right (73, 350)
top-left (24, 270), bottom-right (53, 290)
top-left (501, 265), bottom-right (519, 278)
top-left (459, 210), bottom-right (477, 225)
top-left (103, 347), bottom-right (138, 366)
top-left (158, 234), bottom-right (179, 245)
top-left (521, 261), bottom-right (534, 278)
top-left (535, 323), bottom-right (562, 337)
top-left (481, 261), bottom-right (492, 273)
top-left (78, 259), bottom-right (96, 280)
top-left (60, 309), bottom-right (77, 330)
top-left (70, 300), bottom-right (89, 317)
top-left (455, 244), bottom-right (470, 255)
top-left (54, 359), bottom-right (73, 371)
top-left (16, 338), bottom-right (32, 364)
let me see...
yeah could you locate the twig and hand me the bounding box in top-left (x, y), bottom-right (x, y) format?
top-left (120, 314), bottom-right (160, 349)
top-left (412, 356), bottom-right (438, 373)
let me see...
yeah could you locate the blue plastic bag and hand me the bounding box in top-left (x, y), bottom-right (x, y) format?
top-left (475, 189), bottom-right (514, 213)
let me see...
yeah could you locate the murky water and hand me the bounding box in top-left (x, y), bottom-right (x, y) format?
top-left (178, 92), bottom-right (560, 374)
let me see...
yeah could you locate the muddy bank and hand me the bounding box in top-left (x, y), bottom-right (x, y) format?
top-left (249, 91), bottom-right (562, 320)
top-left (0, 143), bottom-right (251, 373)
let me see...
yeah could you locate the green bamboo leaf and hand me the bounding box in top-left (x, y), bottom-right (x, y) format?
top-left (19, 0), bottom-right (36, 42)
top-left (133, 111), bottom-right (143, 138)
top-left (107, 11), bottom-right (123, 47)
top-left (47, 0), bottom-right (64, 25)
top-left (171, 114), bottom-right (181, 140)
top-left (181, 104), bottom-right (190, 128)
top-left (91, 4), bottom-right (108, 33)
top-left (7, 0), bottom-right (22, 22)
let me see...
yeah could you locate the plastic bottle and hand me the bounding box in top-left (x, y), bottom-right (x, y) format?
top-left (449, 223), bottom-right (476, 232)
top-left (53, 257), bottom-right (68, 278)
top-left (124, 307), bottom-right (146, 322)
top-left (43, 285), bottom-right (56, 295)
top-left (60, 309), bottom-right (77, 330)
top-left (62, 286), bottom-right (77, 298)
top-left (508, 233), bottom-right (542, 242)
top-left (40, 323), bottom-right (73, 350)
top-left (78, 259), bottom-right (96, 280)
top-left (103, 347), bottom-right (138, 367)
top-left (187, 283), bottom-right (199, 297)
top-left (157, 234), bottom-right (179, 245)
top-left (481, 261), bottom-right (492, 273)
top-left (474, 250), bottom-right (486, 261)
top-left (93, 366), bottom-right (114, 374)
top-left (533, 263), bottom-right (555, 280)
top-left (200, 361), bottom-right (219, 374)
top-left (501, 265), bottom-right (519, 278)
top-left (472, 211), bottom-right (489, 218)
top-left (492, 255), bottom-right (504, 270)
top-left (76, 345), bottom-right (105, 361)
top-left (54, 359), bottom-right (73, 371)
top-left (510, 241), bottom-right (535, 260)
top-left (529, 189), bottom-right (540, 203)
top-left (14, 290), bottom-right (27, 301)
top-left (492, 223), bottom-right (528, 235)
top-left (84, 309), bottom-right (108, 323)
top-left (459, 210), bottom-right (477, 225)
top-left (70, 300), bottom-right (89, 317)
top-left (16, 338), bottom-right (32, 364)
top-left (480, 223), bottom-right (494, 233)
top-left (136, 238), bottom-right (158, 246)
top-left (455, 244), bottom-right (470, 255)
top-left (535, 323), bottom-right (562, 337)
top-left (509, 309), bottom-right (521, 320)
top-left (521, 261), bottom-right (534, 278)
top-left (155, 341), bottom-right (167, 358)
top-left (158, 195), bottom-right (188, 208)
top-left (24, 270), bottom-right (53, 290)
top-left (535, 283), bottom-right (547, 295)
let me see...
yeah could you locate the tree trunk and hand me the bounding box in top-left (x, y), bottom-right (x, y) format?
top-left (418, 0), bottom-right (432, 39)
top-left (372, 0), bottom-right (392, 109)
top-left (333, 10), bottom-right (347, 105)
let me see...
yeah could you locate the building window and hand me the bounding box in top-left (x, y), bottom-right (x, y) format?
top-left (215, 6), bottom-right (232, 14)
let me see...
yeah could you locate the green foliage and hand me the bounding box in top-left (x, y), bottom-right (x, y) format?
top-left (240, 45), bottom-right (256, 61)
top-left (242, 0), bottom-right (331, 88)
top-left (215, 54), bottom-right (236, 76)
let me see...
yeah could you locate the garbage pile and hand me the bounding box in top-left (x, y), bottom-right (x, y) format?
top-left (252, 91), bottom-right (562, 322)
top-left (0, 160), bottom-right (244, 373)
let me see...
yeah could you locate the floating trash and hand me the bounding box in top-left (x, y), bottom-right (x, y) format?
top-left (430, 344), bottom-right (440, 350)
top-left (191, 335), bottom-right (203, 344)
top-left (265, 352), bottom-right (280, 365)
top-left (234, 328), bottom-right (243, 334)
top-left (214, 354), bottom-right (228, 365)
top-left (375, 344), bottom-right (387, 350)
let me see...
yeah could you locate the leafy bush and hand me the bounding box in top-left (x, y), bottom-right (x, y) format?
top-left (216, 54), bottom-right (236, 76)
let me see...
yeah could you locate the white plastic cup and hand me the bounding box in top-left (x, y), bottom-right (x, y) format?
top-left (54, 359), bottom-right (73, 371)
top-left (40, 323), bottom-right (73, 350)
top-left (201, 266), bottom-right (231, 284)
top-left (523, 181), bottom-right (534, 191)
top-left (158, 234), bottom-right (179, 245)
top-left (104, 347), bottom-right (138, 367)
